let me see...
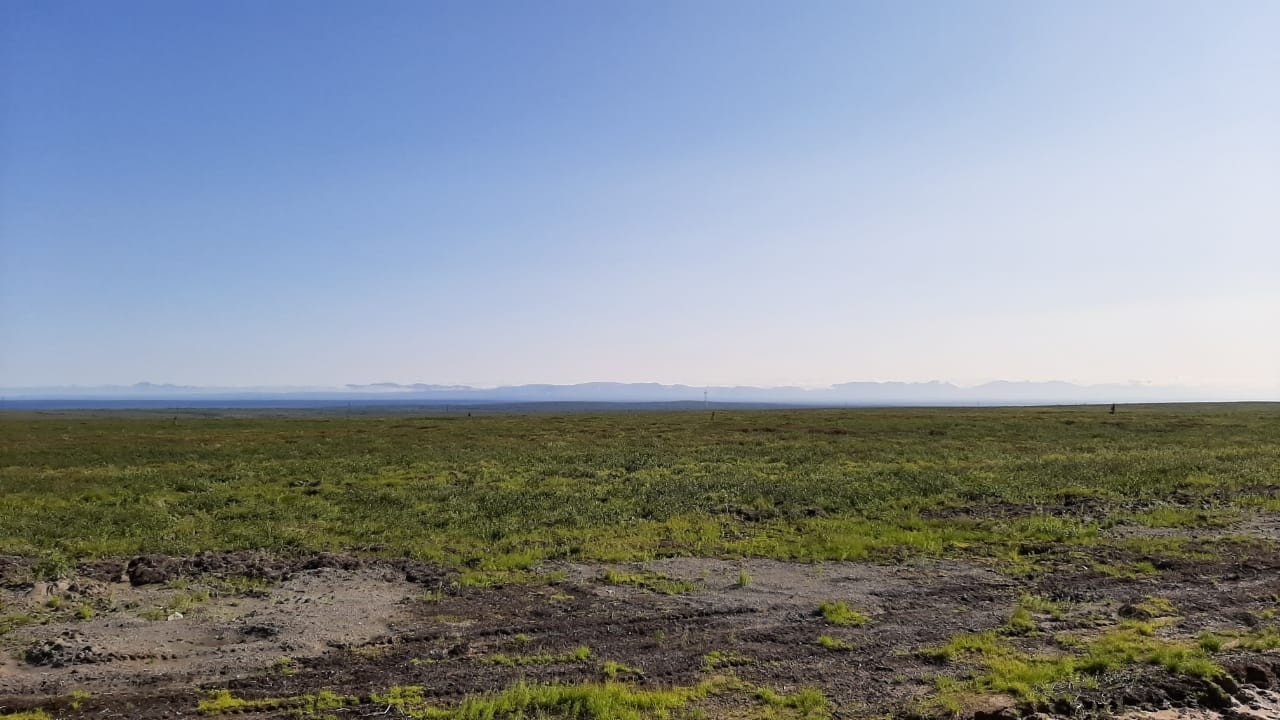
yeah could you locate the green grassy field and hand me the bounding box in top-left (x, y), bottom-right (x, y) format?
top-left (3, 404), bottom-right (1277, 577)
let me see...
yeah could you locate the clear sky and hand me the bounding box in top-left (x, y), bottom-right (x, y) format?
top-left (2, 1), bottom-right (1277, 390)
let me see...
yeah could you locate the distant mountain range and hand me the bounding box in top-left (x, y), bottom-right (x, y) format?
top-left (1, 380), bottom-right (1273, 409)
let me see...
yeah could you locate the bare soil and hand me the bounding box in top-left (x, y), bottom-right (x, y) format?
top-left (4, 550), bottom-right (1280, 719)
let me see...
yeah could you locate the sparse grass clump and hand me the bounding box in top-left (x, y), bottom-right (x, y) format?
top-left (198, 689), bottom-right (355, 716)
top-left (602, 660), bottom-right (644, 679)
top-left (1129, 506), bottom-right (1238, 529)
top-left (458, 569), bottom-right (542, 588)
top-left (817, 634), bottom-right (852, 650)
top-left (198, 690), bottom-right (282, 715)
top-left (1076, 626), bottom-right (1222, 679)
top-left (370, 685), bottom-right (425, 711)
top-left (485, 645), bottom-right (592, 667)
top-left (818, 601), bottom-right (868, 626)
top-left (453, 682), bottom-right (676, 719)
top-left (921, 631), bottom-right (1005, 663)
top-left (1236, 626), bottom-right (1280, 651)
top-left (1002, 594), bottom-right (1066, 636)
top-left (924, 622), bottom-right (1225, 706)
top-left (445, 681), bottom-right (700, 720)
top-left (208, 575), bottom-right (272, 597)
top-left (1004, 605), bottom-right (1037, 635)
top-left (1091, 560), bottom-right (1159, 578)
top-left (1131, 595), bottom-right (1179, 618)
top-left (68, 690), bottom-right (91, 710)
top-left (371, 678), bottom-right (729, 720)
top-left (141, 589), bottom-right (209, 621)
top-left (1018, 593), bottom-right (1065, 618)
top-left (34, 552), bottom-right (73, 581)
top-left (1198, 631), bottom-right (1225, 653)
top-left (755, 687), bottom-right (831, 718)
top-left (702, 650), bottom-right (752, 672)
top-left (0, 613), bottom-right (39, 636)
top-left (601, 569), bottom-right (697, 595)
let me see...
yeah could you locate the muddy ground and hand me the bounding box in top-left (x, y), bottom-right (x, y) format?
top-left (3, 546), bottom-right (1280, 719)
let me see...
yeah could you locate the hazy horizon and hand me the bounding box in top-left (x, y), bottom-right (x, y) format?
top-left (1, 375), bottom-right (1275, 392)
top-left (5, 378), bottom-right (1275, 411)
top-left (3, 1), bottom-right (1278, 390)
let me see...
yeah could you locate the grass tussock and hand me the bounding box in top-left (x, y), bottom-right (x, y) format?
top-left (755, 687), bottom-right (832, 718)
top-left (818, 601), bottom-right (869, 626)
top-left (1131, 596), bottom-right (1180, 618)
top-left (817, 634), bottom-right (852, 650)
top-left (601, 660), bottom-right (644, 679)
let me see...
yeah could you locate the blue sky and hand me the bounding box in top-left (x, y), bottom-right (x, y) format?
top-left (2, 1), bottom-right (1277, 389)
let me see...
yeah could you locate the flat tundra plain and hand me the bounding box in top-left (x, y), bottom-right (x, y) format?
top-left (2, 404), bottom-right (1280, 720)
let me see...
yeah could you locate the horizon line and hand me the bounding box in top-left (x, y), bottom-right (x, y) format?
top-left (4, 378), bottom-right (1277, 394)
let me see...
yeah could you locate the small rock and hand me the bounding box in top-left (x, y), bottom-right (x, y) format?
top-left (166, 612), bottom-right (183, 621)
